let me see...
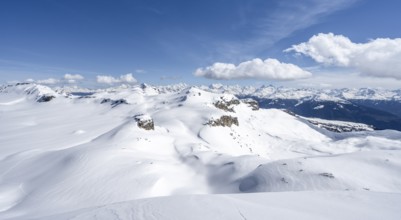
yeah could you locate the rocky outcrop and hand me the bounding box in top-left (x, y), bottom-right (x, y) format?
top-left (319, 173), bottom-right (335, 178)
top-left (101, 98), bottom-right (128, 107)
top-left (282, 109), bottom-right (296, 116)
top-left (37, 95), bottom-right (55, 102)
top-left (307, 119), bottom-right (374, 133)
top-left (134, 115), bottom-right (154, 130)
top-left (241, 98), bottom-right (259, 110)
top-left (15, 82), bottom-right (31, 86)
top-left (208, 115), bottom-right (239, 127)
top-left (213, 98), bottom-right (240, 112)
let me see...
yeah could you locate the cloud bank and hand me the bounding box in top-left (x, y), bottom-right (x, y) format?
top-left (63, 74), bottom-right (84, 83)
top-left (35, 78), bottom-right (60, 85)
top-left (25, 74), bottom-right (85, 85)
top-left (194, 58), bottom-right (312, 80)
top-left (96, 73), bottom-right (137, 84)
top-left (285, 33), bottom-right (401, 79)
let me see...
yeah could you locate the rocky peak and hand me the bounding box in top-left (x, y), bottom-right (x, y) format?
top-left (241, 98), bottom-right (259, 111)
top-left (37, 95), bottom-right (55, 102)
top-left (134, 114), bottom-right (154, 130)
top-left (207, 115), bottom-right (239, 127)
top-left (214, 97), bottom-right (240, 112)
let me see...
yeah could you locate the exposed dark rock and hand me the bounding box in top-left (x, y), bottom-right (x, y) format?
top-left (78, 95), bottom-right (95, 99)
top-left (223, 162), bottom-right (234, 166)
top-left (100, 98), bottom-right (111, 104)
top-left (282, 109), bottom-right (296, 116)
top-left (134, 115), bottom-right (154, 130)
top-left (101, 98), bottom-right (128, 107)
top-left (15, 82), bottom-right (31, 86)
top-left (241, 98), bottom-right (259, 110)
top-left (307, 119), bottom-right (373, 133)
top-left (319, 172), bottom-right (335, 178)
top-left (137, 120), bottom-right (154, 130)
top-left (214, 97), bottom-right (240, 112)
top-left (37, 95), bottom-right (55, 102)
top-left (140, 83), bottom-right (148, 89)
top-left (208, 115), bottom-right (239, 127)
top-left (281, 109), bottom-right (373, 133)
top-left (177, 96), bottom-right (187, 102)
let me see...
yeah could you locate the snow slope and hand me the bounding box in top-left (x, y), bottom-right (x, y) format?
top-left (33, 191), bottom-right (401, 220)
top-left (0, 83), bottom-right (400, 219)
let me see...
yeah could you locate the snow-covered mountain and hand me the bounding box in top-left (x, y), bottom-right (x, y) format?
top-left (202, 85), bottom-right (401, 131)
top-left (1, 83), bottom-right (401, 220)
top-left (204, 84), bottom-right (401, 101)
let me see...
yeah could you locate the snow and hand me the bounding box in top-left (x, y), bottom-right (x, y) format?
top-left (313, 104), bottom-right (324, 109)
top-left (239, 150), bottom-right (401, 193)
top-left (209, 84), bottom-right (401, 101)
top-left (0, 83), bottom-right (401, 219)
top-left (301, 117), bottom-right (374, 132)
top-left (28, 191), bottom-right (401, 220)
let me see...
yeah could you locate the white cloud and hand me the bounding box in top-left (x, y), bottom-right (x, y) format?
top-left (22, 74), bottom-right (85, 85)
top-left (63, 74), bottom-right (84, 84)
top-left (96, 73), bottom-right (137, 84)
top-left (64, 73), bottom-right (84, 80)
top-left (119, 73), bottom-right (137, 83)
top-left (194, 58), bottom-right (312, 80)
top-left (285, 33), bottom-right (401, 79)
top-left (36, 78), bottom-right (60, 84)
top-left (216, 0), bottom-right (359, 59)
top-left (96, 76), bottom-right (122, 84)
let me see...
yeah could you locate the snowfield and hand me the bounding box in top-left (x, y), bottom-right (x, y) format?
top-left (0, 83), bottom-right (400, 219)
top-left (32, 192), bottom-right (401, 220)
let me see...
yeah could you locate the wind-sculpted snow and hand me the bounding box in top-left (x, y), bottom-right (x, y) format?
top-left (0, 83), bottom-right (401, 219)
top-left (238, 150), bottom-right (401, 193)
top-left (33, 192), bottom-right (401, 220)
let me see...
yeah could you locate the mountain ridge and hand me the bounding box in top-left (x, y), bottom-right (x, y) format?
top-left (1, 82), bottom-right (401, 219)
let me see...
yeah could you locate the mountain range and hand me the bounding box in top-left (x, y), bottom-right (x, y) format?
top-left (0, 82), bottom-right (400, 220)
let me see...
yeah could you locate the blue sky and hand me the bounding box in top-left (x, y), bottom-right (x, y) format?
top-left (1, 0), bottom-right (401, 88)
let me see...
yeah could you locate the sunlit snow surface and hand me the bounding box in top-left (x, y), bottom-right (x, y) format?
top-left (0, 83), bottom-right (400, 220)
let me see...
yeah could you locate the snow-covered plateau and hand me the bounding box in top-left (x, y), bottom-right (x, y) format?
top-left (0, 83), bottom-right (401, 220)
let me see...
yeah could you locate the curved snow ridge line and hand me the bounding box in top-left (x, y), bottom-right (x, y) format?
top-left (0, 98), bottom-right (26, 106)
top-left (24, 191), bottom-right (401, 220)
top-left (0, 185), bottom-right (25, 213)
top-left (238, 150), bottom-right (401, 193)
